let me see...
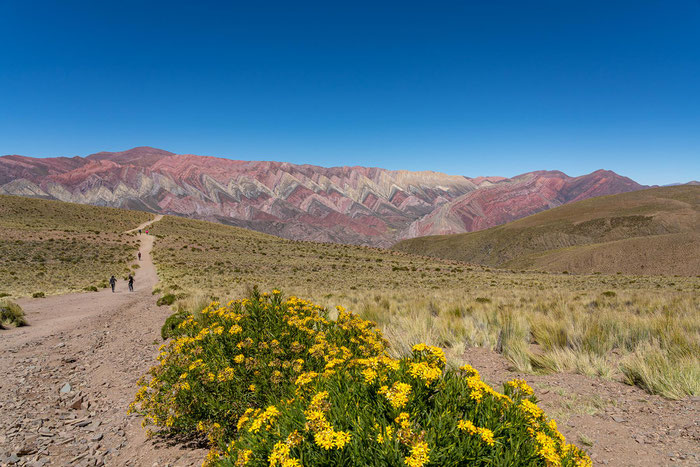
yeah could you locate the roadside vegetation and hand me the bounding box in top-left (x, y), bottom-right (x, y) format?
top-left (131, 289), bottom-right (591, 466)
top-left (0, 195), bottom-right (151, 297)
top-left (0, 299), bottom-right (27, 328)
top-left (150, 214), bottom-right (699, 400)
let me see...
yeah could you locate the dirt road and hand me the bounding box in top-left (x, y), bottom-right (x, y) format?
top-left (0, 215), bottom-right (206, 466)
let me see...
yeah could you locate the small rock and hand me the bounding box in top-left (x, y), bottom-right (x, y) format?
top-left (611, 415), bottom-right (626, 423)
top-left (17, 443), bottom-right (37, 456)
top-left (91, 433), bottom-right (103, 442)
top-left (60, 383), bottom-right (72, 394)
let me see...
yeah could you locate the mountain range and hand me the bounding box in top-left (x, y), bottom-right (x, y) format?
top-left (0, 147), bottom-right (645, 246)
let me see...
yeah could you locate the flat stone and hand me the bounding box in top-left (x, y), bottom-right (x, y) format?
top-left (59, 383), bottom-right (72, 394)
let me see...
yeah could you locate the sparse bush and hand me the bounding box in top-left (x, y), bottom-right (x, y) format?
top-left (0, 299), bottom-right (27, 328)
top-left (156, 293), bottom-right (177, 307)
top-left (84, 285), bottom-right (99, 292)
top-left (32, 291), bottom-right (45, 298)
top-left (0, 292), bottom-right (10, 298)
top-left (601, 291), bottom-right (616, 298)
top-left (475, 297), bottom-right (491, 304)
top-left (131, 291), bottom-right (589, 466)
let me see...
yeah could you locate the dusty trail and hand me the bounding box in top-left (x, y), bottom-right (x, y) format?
top-left (0, 214), bottom-right (205, 466)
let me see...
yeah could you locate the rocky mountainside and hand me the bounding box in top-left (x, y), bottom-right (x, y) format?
top-left (0, 147), bottom-right (645, 245)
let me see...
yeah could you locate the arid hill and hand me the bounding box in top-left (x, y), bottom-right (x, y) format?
top-left (392, 186), bottom-right (700, 275)
top-left (0, 147), bottom-right (644, 246)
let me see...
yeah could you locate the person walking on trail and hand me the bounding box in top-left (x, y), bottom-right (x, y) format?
top-left (138, 251), bottom-right (142, 261)
top-left (145, 229), bottom-right (149, 235)
top-left (138, 229), bottom-right (141, 234)
top-left (109, 275), bottom-right (117, 293)
top-left (128, 275), bottom-right (134, 292)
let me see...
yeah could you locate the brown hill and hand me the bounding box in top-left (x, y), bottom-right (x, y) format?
top-left (0, 146), bottom-right (645, 246)
top-left (392, 186), bottom-right (700, 275)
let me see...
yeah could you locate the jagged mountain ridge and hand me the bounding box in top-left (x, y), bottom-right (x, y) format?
top-left (0, 147), bottom-right (645, 245)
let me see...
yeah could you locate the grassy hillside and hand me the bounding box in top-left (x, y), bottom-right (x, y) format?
top-left (392, 186), bottom-right (700, 275)
top-left (0, 195), bottom-right (152, 297)
top-left (150, 213), bottom-right (699, 399)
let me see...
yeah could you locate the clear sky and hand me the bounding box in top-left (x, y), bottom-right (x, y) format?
top-left (1, 1), bottom-right (698, 185)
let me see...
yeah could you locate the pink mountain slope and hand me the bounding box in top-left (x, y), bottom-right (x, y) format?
top-left (0, 147), bottom-right (645, 246)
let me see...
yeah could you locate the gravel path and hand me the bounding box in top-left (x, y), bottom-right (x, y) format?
top-left (0, 215), bottom-right (206, 466)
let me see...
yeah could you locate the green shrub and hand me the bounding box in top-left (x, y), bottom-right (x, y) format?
top-left (32, 292), bottom-right (45, 298)
top-left (161, 310), bottom-right (191, 340)
top-left (601, 291), bottom-right (616, 298)
top-left (156, 293), bottom-right (177, 307)
top-left (84, 285), bottom-right (99, 292)
top-left (1, 299), bottom-right (27, 328)
top-left (475, 297), bottom-right (491, 304)
top-left (131, 290), bottom-right (589, 467)
top-left (0, 292), bottom-right (10, 298)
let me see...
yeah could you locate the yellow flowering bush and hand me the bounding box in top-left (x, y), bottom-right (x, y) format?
top-left (129, 289), bottom-right (386, 443)
top-left (132, 290), bottom-right (590, 466)
top-left (215, 343), bottom-right (589, 466)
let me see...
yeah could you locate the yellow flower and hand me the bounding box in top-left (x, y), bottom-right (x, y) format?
top-left (237, 408), bottom-right (255, 430)
top-left (334, 430), bottom-right (351, 449)
top-left (248, 405), bottom-right (280, 433)
top-left (314, 429), bottom-right (337, 450)
top-left (404, 440), bottom-right (430, 467)
top-left (457, 419), bottom-right (477, 434)
top-left (520, 399), bottom-right (545, 421)
top-left (379, 381), bottom-right (412, 408)
top-left (507, 378), bottom-right (534, 395)
top-left (477, 427), bottom-right (495, 446)
top-left (460, 363), bottom-right (480, 378)
top-left (234, 449), bottom-right (252, 466)
top-left (362, 368), bottom-right (377, 383)
top-left (408, 361), bottom-right (442, 387)
top-left (249, 384), bottom-right (256, 392)
top-left (535, 431), bottom-right (561, 465)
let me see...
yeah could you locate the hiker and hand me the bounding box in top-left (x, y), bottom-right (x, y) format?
top-left (109, 275), bottom-right (117, 293)
top-left (145, 229), bottom-right (149, 235)
top-left (138, 251), bottom-right (142, 261)
top-left (128, 275), bottom-right (134, 292)
top-left (138, 229), bottom-right (142, 234)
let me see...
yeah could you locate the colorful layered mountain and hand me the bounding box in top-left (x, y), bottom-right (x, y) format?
top-left (0, 147), bottom-right (645, 245)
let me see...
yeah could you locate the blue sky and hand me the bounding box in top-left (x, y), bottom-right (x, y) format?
top-left (1, 1), bottom-right (698, 185)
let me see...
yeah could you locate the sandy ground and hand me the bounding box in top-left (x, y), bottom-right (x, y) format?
top-left (1, 214), bottom-right (697, 466)
top-left (0, 215), bottom-right (206, 466)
